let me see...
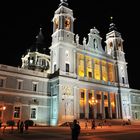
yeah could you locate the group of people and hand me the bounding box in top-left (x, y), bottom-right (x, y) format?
top-left (17, 120), bottom-right (29, 133)
top-left (122, 119), bottom-right (131, 126)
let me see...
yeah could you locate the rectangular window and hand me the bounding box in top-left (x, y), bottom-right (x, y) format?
top-left (14, 107), bottom-right (20, 118)
top-left (0, 105), bottom-right (3, 119)
top-left (30, 107), bottom-right (37, 119)
top-left (54, 64), bottom-right (56, 72)
top-left (81, 92), bottom-right (85, 99)
top-left (88, 93), bottom-right (92, 99)
top-left (17, 80), bottom-right (23, 90)
top-left (0, 79), bottom-right (4, 87)
top-left (97, 94), bottom-right (101, 100)
top-left (66, 63), bottom-right (69, 72)
top-left (32, 83), bottom-right (38, 92)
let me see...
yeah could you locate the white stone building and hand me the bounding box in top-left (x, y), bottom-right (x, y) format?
top-left (0, 0), bottom-right (140, 126)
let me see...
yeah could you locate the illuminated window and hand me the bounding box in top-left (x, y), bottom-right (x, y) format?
top-left (54, 17), bottom-right (59, 30)
top-left (86, 56), bottom-right (92, 78)
top-left (77, 54), bottom-right (84, 77)
top-left (108, 63), bottom-right (114, 82)
top-left (81, 92), bottom-right (85, 99)
top-left (30, 107), bottom-right (37, 119)
top-left (80, 89), bottom-right (85, 118)
top-left (94, 59), bottom-right (100, 80)
top-left (14, 106), bottom-right (21, 118)
top-left (102, 61), bottom-right (107, 81)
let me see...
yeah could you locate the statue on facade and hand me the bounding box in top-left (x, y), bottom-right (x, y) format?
top-left (83, 37), bottom-right (86, 46)
top-left (75, 34), bottom-right (79, 45)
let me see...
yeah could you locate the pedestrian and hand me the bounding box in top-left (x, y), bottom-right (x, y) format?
top-left (70, 119), bottom-right (81, 140)
top-left (20, 121), bottom-right (24, 133)
top-left (17, 120), bottom-right (20, 132)
top-left (91, 119), bottom-right (96, 129)
top-left (24, 121), bottom-right (29, 131)
top-left (122, 120), bottom-right (126, 126)
top-left (0, 120), bottom-right (2, 134)
top-left (3, 125), bottom-right (6, 134)
top-left (128, 119), bottom-right (131, 125)
top-left (85, 121), bottom-right (88, 129)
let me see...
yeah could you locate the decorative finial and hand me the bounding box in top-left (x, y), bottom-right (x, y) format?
top-left (36, 27), bottom-right (44, 44)
top-left (110, 16), bottom-right (113, 21)
top-left (109, 16), bottom-right (117, 31)
top-left (59, 0), bottom-right (68, 7)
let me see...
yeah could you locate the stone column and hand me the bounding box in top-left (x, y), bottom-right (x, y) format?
top-left (101, 92), bottom-right (105, 119)
top-left (92, 59), bottom-right (94, 79)
top-left (74, 87), bottom-right (80, 119)
top-left (93, 90), bottom-right (97, 119)
top-left (115, 93), bottom-right (119, 119)
top-left (84, 55), bottom-right (86, 77)
top-left (85, 89), bottom-right (89, 118)
top-left (73, 50), bottom-right (76, 75)
top-left (108, 92), bottom-right (112, 118)
top-left (106, 62), bottom-right (108, 81)
top-left (117, 92), bottom-right (122, 119)
top-left (100, 60), bottom-right (102, 80)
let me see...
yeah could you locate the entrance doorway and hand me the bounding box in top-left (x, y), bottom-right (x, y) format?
top-left (105, 107), bottom-right (109, 118)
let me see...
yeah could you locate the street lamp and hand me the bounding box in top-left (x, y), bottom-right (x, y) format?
top-left (62, 93), bottom-right (66, 122)
top-left (0, 106), bottom-right (6, 123)
top-left (89, 97), bottom-right (97, 119)
top-left (0, 106), bottom-right (6, 111)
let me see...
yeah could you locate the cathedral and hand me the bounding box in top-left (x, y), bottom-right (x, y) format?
top-left (0, 0), bottom-right (140, 126)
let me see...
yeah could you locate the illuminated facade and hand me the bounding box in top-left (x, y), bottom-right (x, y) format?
top-left (0, 0), bottom-right (140, 126)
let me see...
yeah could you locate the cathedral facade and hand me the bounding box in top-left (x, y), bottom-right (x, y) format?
top-left (0, 0), bottom-right (140, 126)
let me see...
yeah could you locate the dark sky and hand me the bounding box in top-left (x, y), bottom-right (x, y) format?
top-left (0, 0), bottom-right (140, 90)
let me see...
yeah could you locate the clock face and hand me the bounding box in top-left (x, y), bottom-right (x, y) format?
top-left (65, 17), bottom-right (71, 30)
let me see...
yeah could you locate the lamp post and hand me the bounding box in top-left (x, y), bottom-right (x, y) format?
top-left (62, 93), bottom-right (66, 122)
top-left (89, 97), bottom-right (97, 119)
top-left (0, 106), bottom-right (6, 111)
top-left (0, 106), bottom-right (6, 122)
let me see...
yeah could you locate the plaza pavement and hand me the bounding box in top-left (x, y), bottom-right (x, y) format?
top-left (0, 119), bottom-right (140, 140)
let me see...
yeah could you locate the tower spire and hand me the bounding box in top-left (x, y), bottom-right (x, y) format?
top-left (59, 0), bottom-right (68, 7)
top-left (36, 27), bottom-right (44, 44)
top-left (109, 16), bottom-right (117, 31)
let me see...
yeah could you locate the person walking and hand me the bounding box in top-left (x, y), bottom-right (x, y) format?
top-left (70, 119), bottom-right (81, 140)
top-left (0, 120), bottom-right (2, 134)
top-left (24, 121), bottom-right (29, 131)
top-left (20, 121), bottom-right (24, 133)
top-left (17, 120), bottom-right (20, 132)
top-left (85, 121), bottom-right (88, 129)
top-left (91, 119), bottom-right (96, 129)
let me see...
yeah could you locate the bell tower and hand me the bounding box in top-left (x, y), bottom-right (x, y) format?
top-left (52, 0), bottom-right (75, 44)
top-left (105, 17), bottom-right (129, 87)
top-left (50, 0), bottom-right (76, 76)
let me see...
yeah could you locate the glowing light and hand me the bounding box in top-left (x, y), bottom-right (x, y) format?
top-left (89, 97), bottom-right (98, 105)
top-left (0, 106), bottom-right (6, 111)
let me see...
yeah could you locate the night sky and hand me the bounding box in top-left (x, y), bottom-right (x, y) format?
top-left (0, 0), bottom-right (140, 90)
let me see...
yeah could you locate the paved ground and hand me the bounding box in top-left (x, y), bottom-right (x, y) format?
top-left (0, 120), bottom-right (140, 140)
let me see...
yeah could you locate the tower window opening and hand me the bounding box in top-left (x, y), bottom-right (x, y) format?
top-left (122, 77), bottom-right (125, 84)
top-left (66, 63), bottom-right (69, 72)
